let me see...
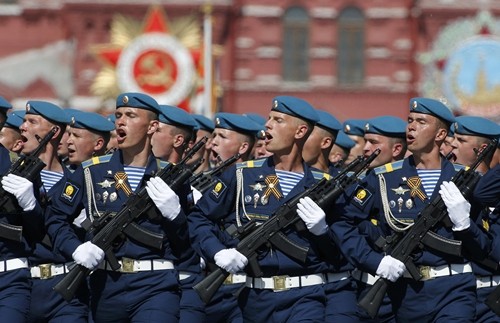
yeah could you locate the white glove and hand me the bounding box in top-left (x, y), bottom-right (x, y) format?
top-left (73, 208), bottom-right (87, 228)
top-left (376, 255), bottom-right (406, 282)
top-left (214, 248), bottom-right (248, 274)
top-left (72, 241), bottom-right (104, 270)
top-left (296, 197), bottom-right (328, 235)
top-left (439, 181), bottom-right (471, 231)
top-left (146, 177), bottom-right (181, 221)
top-left (1, 174), bottom-right (36, 211)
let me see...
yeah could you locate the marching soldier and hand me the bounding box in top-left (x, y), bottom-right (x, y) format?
top-left (48, 92), bottom-right (189, 322)
top-left (343, 119), bottom-right (366, 164)
top-left (189, 114), bottom-right (215, 174)
top-left (332, 98), bottom-right (478, 321)
top-left (189, 96), bottom-right (336, 321)
top-left (244, 113), bottom-right (272, 160)
top-left (0, 110), bottom-right (25, 154)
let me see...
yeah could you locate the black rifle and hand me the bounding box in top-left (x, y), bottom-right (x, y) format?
top-left (358, 139), bottom-right (498, 319)
top-left (0, 127), bottom-right (58, 241)
top-left (190, 153), bottom-right (240, 194)
top-left (193, 149), bottom-right (380, 304)
top-left (54, 136), bottom-right (208, 301)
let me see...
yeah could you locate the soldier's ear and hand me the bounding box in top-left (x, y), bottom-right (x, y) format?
top-left (295, 123), bottom-right (309, 139)
top-left (147, 119), bottom-right (159, 135)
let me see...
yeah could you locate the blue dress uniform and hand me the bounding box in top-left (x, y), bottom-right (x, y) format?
top-left (156, 104), bottom-right (206, 323)
top-left (47, 93), bottom-right (189, 322)
top-left (332, 99), bottom-right (478, 322)
top-left (189, 97), bottom-right (342, 322)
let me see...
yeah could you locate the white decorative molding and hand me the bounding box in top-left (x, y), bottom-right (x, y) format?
top-left (235, 37), bottom-right (255, 49)
top-left (393, 38), bottom-right (412, 50)
top-left (241, 5), bottom-right (283, 17)
top-left (310, 47), bottom-right (336, 59)
top-left (0, 4), bottom-right (22, 15)
top-left (234, 68), bottom-right (253, 80)
top-left (62, 0), bottom-right (233, 5)
top-left (366, 47), bottom-right (391, 59)
top-left (365, 76), bottom-right (391, 87)
top-left (256, 46), bottom-right (281, 58)
top-left (393, 70), bottom-right (412, 82)
top-left (365, 7), bottom-right (408, 19)
top-left (310, 7), bottom-right (337, 19)
top-left (310, 75), bottom-right (335, 87)
top-left (255, 74), bottom-right (281, 86)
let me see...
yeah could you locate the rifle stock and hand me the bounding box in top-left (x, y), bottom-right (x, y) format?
top-left (54, 137), bottom-right (208, 301)
top-left (358, 139), bottom-right (498, 318)
top-left (193, 149), bottom-right (380, 304)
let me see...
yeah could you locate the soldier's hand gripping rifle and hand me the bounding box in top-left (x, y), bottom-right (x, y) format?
top-left (0, 126), bottom-right (58, 241)
top-left (54, 136), bottom-right (208, 301)
top-left (190, 153), bottom-right (240, 194)
top-left (358, 138), bottom-right (498, 319)
top-left (193, 149), bottom-right (380, 304)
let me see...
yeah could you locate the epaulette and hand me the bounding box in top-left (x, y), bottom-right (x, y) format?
top-left (453, 163), bottom-right (467, 172)
top-left (82, 154), bottom-right (112, 169)
top-left (374, 160), bottom-right (404, 175)
top-left (311, 170), bottom-right (331, 181)
top-left (236, 158), bottom-right (266, 169)
top-left (8, 151), bottom-right (18, 163)
top-left (347, 171), bottom-right (366, 180)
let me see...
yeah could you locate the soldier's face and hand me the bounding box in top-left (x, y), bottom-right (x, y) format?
top-left (452, 133), bottom-right (482, 167)
top-left (345, 135), bottom-right (365, 164)
top-left (264, 111), bottom-right (300, 154)
top-left (151, 123), bottom-right (176, 160)
top-left (19, 114), bottom-right (55, 154)
top-left (439, 136), bottom-right (456, 160)
top-left (66, 127), bottom-right (101, 165)
top-left (115, 107), bottom-right (156, 150)
top-left (211, 128), bottom-right (246, 165)
top-left (0, 127), bottom-right (23, 153)
top-left (406, 112), bottom-right (439, 153)
top-left (363, 133), bottom-right (394, 168)
top-left (57, 128), bottom-right (70, 158)
top-left (302, 127), bottom-right (324, 165)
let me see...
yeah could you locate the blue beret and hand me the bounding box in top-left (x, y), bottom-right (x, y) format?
top-left (0, 96), bottom-right (12, 112)
top-left (64, 108), bottom-right (82, 120)
top-left (343, 119), bottom-right (366, 137)
top-left (334, 131), bottom-right (355, 150)
top-left (215, 112), bottom-right (264, 137)
top-left (107, 113), bottom-right (116, 124)
top-left (453, 116), bottom-right (500, 139)
top-left (70, 111), bottom-right (115, 132)
top-left (4, 110), bottom-right (25, 129)
top-left (192, 114), bottom-right (214, 132)
top-left (409, 97), bottom-right (455, 125)
top-left (316, 110), bottom-right (342, 134)
top-left (447, 125), bottom-right (455, 137)
top-left (243, 115), bottom-right (267, 139)
top-left (26, 101), bottom-right (70, 124)
top-left (271, 96), bottom-right (319, 124)
top-left (365, 116), bottom-right (407, 138)
top-left (116, 92), bottom-right (160, 113)
top-left (244, 113), bottom-right (267, 126)
top-left (158, 105), bottom-right (197, 129)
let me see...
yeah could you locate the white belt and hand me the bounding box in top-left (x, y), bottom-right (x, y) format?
top-left (246, 273), bottom-right (326, 291)
top-left (403, 263), bottom-right (473, 281)
top-left (0, 258), bottom-right (28, 273)
top-left (476, 275), bottom-right (500, 289)
top-left (351, 269), bottom-right (380, 285)
top-left (30, 262), bottom-right (72, 279)
top-left (98, 258), bottom-right (174, 273)
top-left (326, 271), bottom-right (351, 283)
top-left (223, 273), bottom-right (247, 285)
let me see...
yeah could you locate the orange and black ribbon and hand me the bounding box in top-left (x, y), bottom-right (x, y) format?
top-left (263, 175), bottom-right (283, 200)
top-left (406, 176), bottom-right (426, 201)
top-left (114, 172), bottom-right (132, 196)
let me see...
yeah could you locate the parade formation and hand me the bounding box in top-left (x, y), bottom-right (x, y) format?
top-left (0, 91), bottom-right (498, 323)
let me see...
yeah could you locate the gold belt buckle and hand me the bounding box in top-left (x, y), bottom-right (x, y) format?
top-left (419, 266), bottom-right (431, 281)
top-left (224, 274), bottom-right (234, 284)
top-left (39, 263), bottom-right (52, 279)
top-left (121, 258), bottom-right (135, 273)
top-left (272, 275), bottom-right (289, 291)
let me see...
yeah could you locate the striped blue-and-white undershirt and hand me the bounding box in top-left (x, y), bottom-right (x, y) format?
top-left (275, 169), bottom-right (304, 197)
top-left (40, 170), bottom-right (64, 192)
top-left (416, 169), bottom-right (442, 198)
top-left (124, 166), bottom-right (146, 192)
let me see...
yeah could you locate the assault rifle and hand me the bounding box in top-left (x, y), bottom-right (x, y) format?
top-left (190, 153), bottom-right (240, 193)
top-left (193, 149), bottom-right (380, 304)
top-left (54, 136), bottom-right (208, 301)
top-left (358, 138), bottom-right (498, 318)
top-left (0, 127), bottom-right (58, 241)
